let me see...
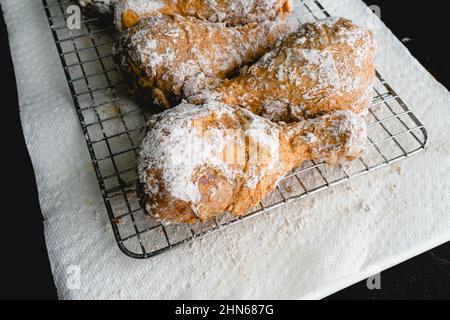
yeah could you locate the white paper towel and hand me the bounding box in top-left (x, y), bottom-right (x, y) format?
top-left (2, 0), bottom-right (449, 300)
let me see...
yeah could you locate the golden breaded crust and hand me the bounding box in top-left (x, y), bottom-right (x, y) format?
top-left (196, 17), bottom-right (376, 122)
top-left (114, 14), bottom-right (290, 108)
top-left (115, 0), bottom-right (293, 31)
top-left (138, 101), bottom-right (366, 224)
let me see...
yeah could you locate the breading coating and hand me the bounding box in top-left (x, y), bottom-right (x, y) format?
top-left (138, 101), bottom-right (366, 224)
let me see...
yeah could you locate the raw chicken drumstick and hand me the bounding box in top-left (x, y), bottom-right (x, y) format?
top-left (114, 14), bottom-right (290, 109)
top-left (115, 0), bottom-right (293, 31)
top-left (137, 101), bottom-right (366, 224)
top-left (192, 17), bottom-right (376, 122)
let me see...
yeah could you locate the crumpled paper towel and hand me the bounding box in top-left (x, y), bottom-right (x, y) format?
top-left (1, 0), bottom-right (449, 299)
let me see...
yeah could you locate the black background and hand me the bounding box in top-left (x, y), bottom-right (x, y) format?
top-left (0, 0), bottom-right (449, 300)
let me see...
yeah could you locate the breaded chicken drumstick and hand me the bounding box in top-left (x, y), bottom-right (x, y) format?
top-left (192, 17), bottom-right (376, 122)
top-left (138, 101), bottom-right (366, 224)
top-left (115, 0), bottom-right (292, 31)
top-left (114, 14), bottom-right (290, 109)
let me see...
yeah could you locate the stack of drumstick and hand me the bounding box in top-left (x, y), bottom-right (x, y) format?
top-left (77, 0), bottom-right (376, 224)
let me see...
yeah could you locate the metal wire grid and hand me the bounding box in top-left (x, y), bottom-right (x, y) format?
top-left (42, 0), bottom-right (428, 259)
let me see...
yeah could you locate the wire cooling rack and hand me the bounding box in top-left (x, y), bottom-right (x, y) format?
top-left (43, 0), bottom-right (428, 259)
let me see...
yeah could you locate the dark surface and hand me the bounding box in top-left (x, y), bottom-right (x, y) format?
top-left (0, 1), bottom-right (449, 300)
top-left (0, 7), bottom-right (57, 300)
top-left (363, 0), bottom-right (450, 90)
